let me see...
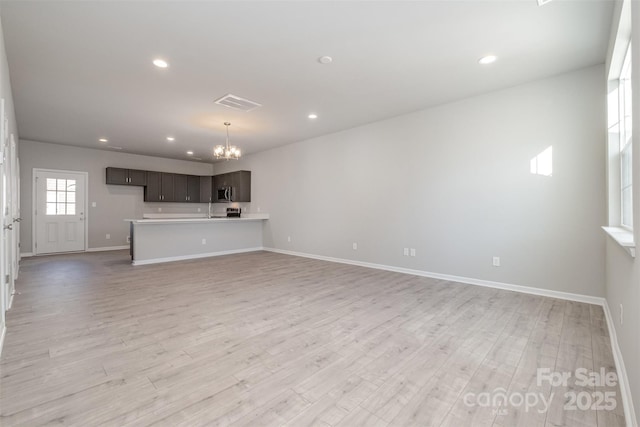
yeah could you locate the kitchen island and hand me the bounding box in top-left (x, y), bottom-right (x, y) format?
top-left (126, 214), bottom-right (269, 265)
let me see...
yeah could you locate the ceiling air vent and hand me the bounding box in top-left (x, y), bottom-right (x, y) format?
top-left (214, 94), bottom-right (262, 112)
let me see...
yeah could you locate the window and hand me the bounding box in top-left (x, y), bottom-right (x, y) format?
top-left (46, 178), bottom-right (76, 215)
top-left (619, 45), bottom-right (632, 229)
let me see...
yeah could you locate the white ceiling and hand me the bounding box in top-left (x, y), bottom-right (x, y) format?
top-left (1, 0), bottom-right (613, 163)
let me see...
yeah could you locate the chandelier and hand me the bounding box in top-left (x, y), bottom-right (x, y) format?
top-left (213, 122), bottom-right (241, 160)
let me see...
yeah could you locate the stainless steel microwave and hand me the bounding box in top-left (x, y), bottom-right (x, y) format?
top-left (217, 186), bottom-right (233, 202)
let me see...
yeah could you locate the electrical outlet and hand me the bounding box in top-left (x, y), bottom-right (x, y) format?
top-left (158, 207), bottom-right (162, 212)
top-left (620, 303), bottom-right (624, 325)
top-left (287, 236), bottom-right (291, 243)
top-left (126, 236), bottom-right (130, 243)
top-left (106, 234), bottom-right (111, 240)
top-left (92, 202), bottom-right (97, 208)
top-left (353, 242), bottom-right (358, 250)
top-left (410, 248), bottom-right (416, 257)
top-left (257, 207), bottom-right (261, 212)
top-left (493, 256), bottom-right (500, 267)
top-left (197, 208), bottom-right (201, 212)
top-left (403, 248), bottom-right (409, 256)
top-left (201, 238), bottom-right (206, 245)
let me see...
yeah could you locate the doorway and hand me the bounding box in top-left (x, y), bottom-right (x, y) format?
top-left (33, 169), bottom-right (87, 255)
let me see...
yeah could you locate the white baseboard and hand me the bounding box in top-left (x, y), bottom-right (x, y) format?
top-left (21, 246), bottom-right (128, 257)
top-left (264, 247), bottom-right (605, 305)
top-left (87, 245), bottom-right (129, 252)
top-left (0, 325), bottom-right (6, 357)
top-left (132, 247), bottom-right (264, 266)
top-left (603, 301), bottom-right (637, 427)
top-left (8, 291), bottom-right (14, 310)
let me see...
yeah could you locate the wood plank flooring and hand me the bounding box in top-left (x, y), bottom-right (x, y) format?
top-left (0, 251), bottom-right (625, 426)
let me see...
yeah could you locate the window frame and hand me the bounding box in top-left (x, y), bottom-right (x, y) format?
top-left (618, 44), bottom-right (633, 230)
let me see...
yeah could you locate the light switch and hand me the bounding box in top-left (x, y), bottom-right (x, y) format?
top-left (92, 202), bottom-right (97, 208)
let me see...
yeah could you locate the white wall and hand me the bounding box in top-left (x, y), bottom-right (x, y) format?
top-left (0, 6), bottom-right (17, 138)
top-left (19, 140), bottom-right (214, 252)
top-left (216, 65), bottom-right (606, 297)
top-left (604, 0), bottom-right (640, 424)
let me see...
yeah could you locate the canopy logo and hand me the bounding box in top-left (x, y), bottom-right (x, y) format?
top-left (463, 367), bottom-right (618, 415)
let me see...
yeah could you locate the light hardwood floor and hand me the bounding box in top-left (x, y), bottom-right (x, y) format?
top-left (0, 250), bottom-right (625, 426)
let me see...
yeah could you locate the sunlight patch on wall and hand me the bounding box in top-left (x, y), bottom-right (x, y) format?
top-left (530, 146), bottom-right (553, 177)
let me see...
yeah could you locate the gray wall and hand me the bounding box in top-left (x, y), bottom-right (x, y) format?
top-left (604, 0), bottom-right (640, 423)
top-left (0, 5), bottom-right (18, 147)
top-left (19, 140), bottom-right (214, 252)
top-left (216, 65), bottom-right (607, 297)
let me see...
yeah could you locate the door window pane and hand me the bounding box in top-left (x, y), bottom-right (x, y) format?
top-left (45, 178), bottom-right (77, 216)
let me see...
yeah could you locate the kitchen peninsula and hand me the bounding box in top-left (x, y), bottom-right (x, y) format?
top-left (126, 214), bottom-right (269, 265)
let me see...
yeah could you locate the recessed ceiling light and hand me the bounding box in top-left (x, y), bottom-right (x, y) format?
top-left (98, 138), bottom-right (108, 143)
top-left (108, 146), bottom-right (123, 150)
top-left (308, 113), bottom-right (318, 119)
top-left (166, 136), bottom-right (175, 142)
top-left (186, 151), bottom-right (194, 155)
top-left (537, 0), bottom-right (553, 5)
top-left (478, 55), bottom-right (497, 65)
top-left (318, 56), bottom-right (333, 64)
top-left (153, 58), bottom-right (169, 68)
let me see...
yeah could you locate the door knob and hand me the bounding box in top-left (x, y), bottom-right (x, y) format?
top-left (13, 217), bottom-right (21, 222)
top-left (3, 224), bottom-right (13, 230)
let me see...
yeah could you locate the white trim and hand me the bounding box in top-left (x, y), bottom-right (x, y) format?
top-left (602, 226), bottom-right (636, 258)
top-left (32, 168), bottom-right (89, 255)
top-left (21, 246), bottom-right (128, 257)
top-left (8, 291), bottom-right (13, 310)
top-left (603, 300), bottom-right (637, 427)
top-left (86, 245), bottom-right (129, 252)
top-left (264, 247), bottom-right (605, 305)
top-left (0, 325), bottom-right (5, 357)
top-left (132, 247), bottom-right (264, 266)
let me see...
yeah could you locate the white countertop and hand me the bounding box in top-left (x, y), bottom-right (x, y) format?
top-left (126, 213), bottom-right (269, 224)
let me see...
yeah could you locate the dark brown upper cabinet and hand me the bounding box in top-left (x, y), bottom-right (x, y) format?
top-left (106, 167), bottom-right (147, 186)
top-left (213, 170), bottom-right (251, 203)
top-left (174, 174), bottom-right (201, 203)
top-left (199, 176), bottom-right (213, 203)
top-left (144, 171), bottom-right (175, 202)
top-left (107, 166), bottom-right (250, 204)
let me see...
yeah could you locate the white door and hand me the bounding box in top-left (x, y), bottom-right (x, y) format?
top-left (2, 120), bottom-right (13, 306)
top-left (34, 169), bottom-right (87, 255)
top-left (0, 98), bottom-right (7, 331)
top-left (11, 139), bottom-right (20, 280)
